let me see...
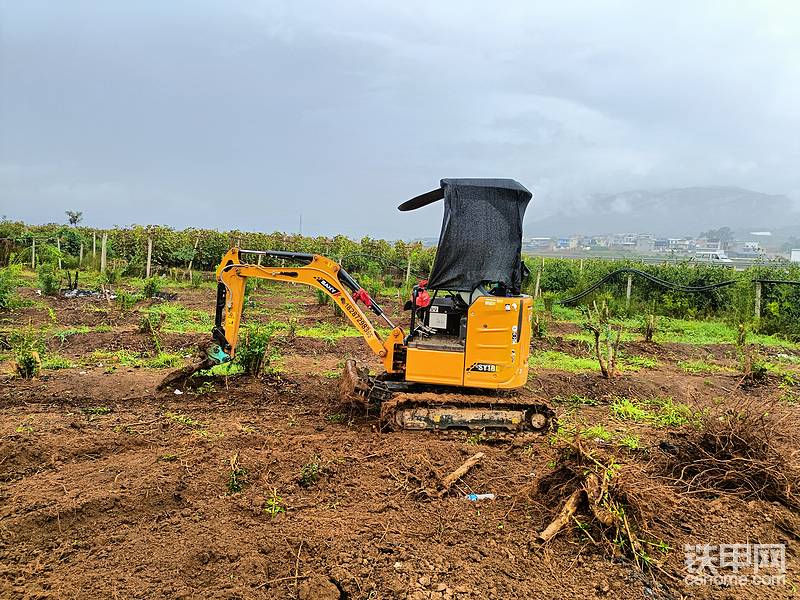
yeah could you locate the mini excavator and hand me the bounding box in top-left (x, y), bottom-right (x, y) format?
top-left (160, 179), bottom-right (552, 432)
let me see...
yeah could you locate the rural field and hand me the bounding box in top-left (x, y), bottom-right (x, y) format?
top-left (2, 265), bottom-right (800, 600)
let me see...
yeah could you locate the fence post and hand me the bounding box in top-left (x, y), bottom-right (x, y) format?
top-left (79, 242), bottom-right (84, 266)
top-left (626, 274), bottom-right (633, 308)
top-left (534, 268), bottom-right (542, 300)
top-left (406, 252), bottom-right (412, 284)
top-left (31, 238), bottom-right (36, 269)
top-left (185, 235), bottom-right (201, 277)
top-left (146, 236), bottom-right (153, 278)
top-left (100, 232), bottom-right (108, 273)
top-left (56, 237), bottom-right (62, 270)
top-left (754, 281), bottom-right (762, 319)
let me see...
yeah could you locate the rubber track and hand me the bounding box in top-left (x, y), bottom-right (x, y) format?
top-left (379, 391), bottom-right (554, 432)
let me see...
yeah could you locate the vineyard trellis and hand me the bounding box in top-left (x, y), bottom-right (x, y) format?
top-left (3, 219), bottom-right (800, 340)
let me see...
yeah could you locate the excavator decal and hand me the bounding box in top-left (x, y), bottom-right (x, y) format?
top-left (314, 276), bottom-right (340, 295)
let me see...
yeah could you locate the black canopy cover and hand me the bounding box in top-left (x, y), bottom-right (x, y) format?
top-left (400, 178), bottom-right (532, 293)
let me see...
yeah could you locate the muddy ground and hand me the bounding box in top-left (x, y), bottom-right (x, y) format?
top-left (1, 283), bottom-right (799, 599)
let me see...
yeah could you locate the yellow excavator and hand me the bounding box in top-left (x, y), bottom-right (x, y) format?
top-left (161, 179), bottom-right (552, 432)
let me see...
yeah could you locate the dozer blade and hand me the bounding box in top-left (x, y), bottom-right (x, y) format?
top-left (339, 359), bottom-right (372, 408)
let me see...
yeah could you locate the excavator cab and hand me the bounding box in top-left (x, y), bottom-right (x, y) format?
top-left (396, 179), bottom-right (534, 390)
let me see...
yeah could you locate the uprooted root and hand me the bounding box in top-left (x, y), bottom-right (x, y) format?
top-left (535, 438), bottom-right (674, 571)
top-left (656, 400), bottom-right (800, 507)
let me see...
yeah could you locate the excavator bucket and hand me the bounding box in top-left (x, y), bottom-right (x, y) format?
top-left (339, 359), bottom-right (372, 408)
top-left (157, 343), bottom-right (223, 390)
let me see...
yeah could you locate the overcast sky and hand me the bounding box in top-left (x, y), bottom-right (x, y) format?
top-left (1, 1), bottom-right (798, 238)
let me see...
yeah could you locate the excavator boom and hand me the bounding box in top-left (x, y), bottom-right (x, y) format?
top-left (213, 248), bottom-right (403, 373)
top-left (158, 248), bottom-right (404, 390)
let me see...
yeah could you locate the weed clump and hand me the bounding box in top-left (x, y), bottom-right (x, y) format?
top-left (36, 264), bottom-right (60, 296)
top-left (141, 277), bottom-right (163, 298)
top-left (0, 264), bottom-right (22, 309)
top-left (10, 330), bottom-right (44, 379)
top-left (227, 454), bottom-right (248, 495)
top-left (235, 323), bottom-right (280, 377)
top-left (299, 456), bottom-right (323, 488)
top-left (115, 290), bottom-right (140, 312)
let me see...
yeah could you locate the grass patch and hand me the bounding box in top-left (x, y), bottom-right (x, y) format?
top-left (296, 322), bottom-right (362, 340)
top-left (51, 326), bottom-right (90, 343)
top-left (87, 349), bottom-right (141, 367)
top-left (82, 406), bottom-right (111, 415)
top-left (611, 397), bottom-right (651, 422)
top-left (619, 355), bottom-right (659, 371)
top-left (145, 303), bottom-right (213, 333)
top-left (581, 424), bottom-right (613, 442)
top-left (530, 350), bottom-right (656, 374)
top-left (610, 396), bottom-right (697, 428)
top-left (677, 359), bottom-right (734, 375)
top-left (554, 393), bottom-right (599, 406)
top-left (529, 350), bottom-right (598, 372)
top-left (165, 411), bottom-right (205, 428)
top-left (563, 330), bottom-right (638, 344)
top-left (659, 319), bottom-right (798, 348)
top-left (84, 349), bottom-right (183, 369)
top-left (143, 352), bottom-right (183, 369)
top-left (617, 433), bottom-right (641, 450)
top-left (41, 354), bottom-right (74, 370)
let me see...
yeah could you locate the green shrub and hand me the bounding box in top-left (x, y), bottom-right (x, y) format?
top-left (10, 330), bottom-right (45, 379)
top-left (235, 323), bottom-right (280, 377)
top-left (0, 264), bottom-right (21, 309)
top-left (115, 290), bottom-right (140, 312)
top-left (141, 277), bottom-right (162, 298)
top-left (316, 288), bottom-right (330, 305)
top-left (100, 268), bottom-right (123, 285)
top-left (37, 264), bottom-right (60, 296)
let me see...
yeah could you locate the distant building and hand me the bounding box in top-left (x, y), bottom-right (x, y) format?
top-left (524, 237), bottom-right (554, 251)
top-left (791, 250), bottom-right (800, 263)
top-left (654, 238), bottom-right (670, 252)
top-left (556, 237), bottom-right (579, 250)
top-left (668, 239), bottom-right (691, 253)
top-left (694, 238), bottom-right (722, 252)
top-left (610, 233), bottom-right (638, 250)
top-left (636, 234), bottom-right (655, 252)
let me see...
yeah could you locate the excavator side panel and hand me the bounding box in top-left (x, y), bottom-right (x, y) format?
top-left (462, 295), bottom-right (532, 389)
top-left (405, 347), bottom-right (464, 386)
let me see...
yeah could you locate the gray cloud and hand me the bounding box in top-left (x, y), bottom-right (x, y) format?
top-left (1, 1), bottom-right (798, 238)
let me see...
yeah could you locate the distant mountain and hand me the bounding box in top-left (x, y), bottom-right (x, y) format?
top-left (529, 186), bottom-right (800, 238)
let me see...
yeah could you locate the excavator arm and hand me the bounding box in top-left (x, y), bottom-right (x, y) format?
top-left (211, 248), bottom-right (404, 374)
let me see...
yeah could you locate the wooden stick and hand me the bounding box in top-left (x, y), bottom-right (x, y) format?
top-left (538, 488), bottom-right (582, 542)
top-left (438, 451), bottom-right (485, 496)
top-left (294, 540), bottom-right (303, 590)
